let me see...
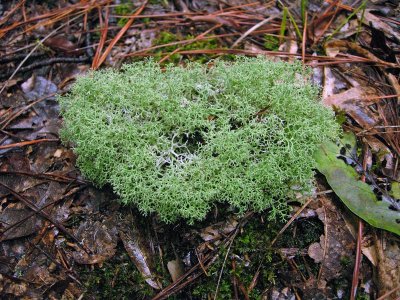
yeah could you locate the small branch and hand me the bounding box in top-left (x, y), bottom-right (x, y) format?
top-left (0, 138), bottom-right (59, 150)
top-left (0, 57), bottom-right (90, 81)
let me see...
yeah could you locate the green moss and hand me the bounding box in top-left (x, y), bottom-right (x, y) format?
top-left (340, 255), bottom-right (352, 268)
top-left (59, 57), bottom-right (339, 223)
top-left (149, 0), bottom-right (169, 6)
top-left (334, 108), bottom-right (347, 126)
top-left (190, 215), bottom-right (328, 299)
top-left (264, 34), bottom-right (280, 51)
top-left (277, 218), bottom-right (324, 249)
top-left (151, 31), bottom-right (221, 64)
top-left (80, 254), bottom-right (154, 299)
top-left (191, 218), bottom-right (278, 299)
top-left (115, 2), bottom-right (133, 27)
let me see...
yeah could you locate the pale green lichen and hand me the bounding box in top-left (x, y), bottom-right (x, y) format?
top-left (59, 57), bottom-right (339, 223)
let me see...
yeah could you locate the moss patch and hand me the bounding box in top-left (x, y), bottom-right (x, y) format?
top-left (151, 31), bottom-right (221, 64)
top-left (80, 253), bottom-right (153, 299)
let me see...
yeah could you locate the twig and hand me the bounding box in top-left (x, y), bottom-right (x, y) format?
top-left (0, 52), bottom-right (45, 64)
top-left (0, 182), bottom-right (88, 253)
top-left (152, 213), bottom-right (252, 300)
top-left (302, 11), bottom-right (307, 66)
top-left (1, 186), bottom-right (83, 240)
top-left (232, 15), bottom-right (278, 48)
top-left (0, 170), bottom-right (87, 184)
top-left (0, 13), bottom-right (83, 94)
top-left (271, 197), bottom-right (313, 246)
top-left (317, 202), bottom-right (329, 284)
top-left (92, 6), bottom-right (109, 68)
top-left (0, 56), bottom-right (90, 81)
top-left (311, 0), bottom-right (341, 47)
top-left (158, 24), bottom-right (221, 63)
top-left (195, 248), bottom-right (209, 276)
top-left (93, 0), bottom-right (148, 69)
top-left (0, 138), bottom-right (58, 150)
top-left (350, 142), bottom-right (368, 300)
top-left (214, 229), bottom-right (239, 300)
top-left (0, 0), bottom-right (25, 27)
top-left (376, 286), bottom-right (400, 300)
top-left (1, 92), bottom-right (58, 129)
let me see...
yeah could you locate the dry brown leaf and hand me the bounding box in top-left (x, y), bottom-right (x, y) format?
top-left (314, 195), bottom-right (355, 283)
top-left (322, 66), bottom-right (348, 98)
top-left (386, 73), bottom-right (400, 105)
top-left (323, 86), bottom-right (381, 129)
top-left (118, 215), bottom-right (161, 290)
top-left (0, 206), bottom-right (43, 241)
top-left (199, 216), bottom-right (238, 242)
top-left (325, 40), bottom-right (398, 67)
top-left (308, 237), bottom-right (325, 263)
top-left (43, 35), bottom-right (82, 55)
top-left (359, 10), bottom-right (400, 43)
top-left (374, 232), bottom-right (400, 299)
top-left (72, 218), bottom-right (118, 265)
top-left (167, 259), bottom-right (185, 282)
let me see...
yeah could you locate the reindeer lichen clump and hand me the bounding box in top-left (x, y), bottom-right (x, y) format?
top-left (59, 57), bottom-right (339, 223)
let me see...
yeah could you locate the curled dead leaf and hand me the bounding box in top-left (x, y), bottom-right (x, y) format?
top-left (118, 216), bottom-right (162, 290)
top-left (323, 86), bottom-right (380, 129)
top-left (308, 237), bottom-right (325, 263)
top-left (72, 218), bottom-right (118, 265)
top-left (167, 259), bottom-right (185, 282)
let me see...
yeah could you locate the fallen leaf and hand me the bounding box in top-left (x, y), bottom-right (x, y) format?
top-left (200, 216), bottom-right (238, 242)
top-left (374, 232), bottom-right (400, 299)
top-left (323, 86), bottom-right (381, 130)
top-left (311, 194), bottom-right (356, 283)
top-left (72, 217), bottom-right (118, 265)
top-left (21, 76), bottom-right (57, 101)
top-left (359, 10), bottom-right (400, 43)
top-left (0, 206), bottom-right (43, 241)
top-left (118, 215), bottom-right (161, 290)
top-left (167, 259), bottom-right (184, 282)
top-left (314, 132), bottom-right (400, 235)
top-left (325, 40), bottom-right (398, 67)
top-left (308, 238), bottom-right (325, 263)
top-left (43, 35), bottom-right (83, 55)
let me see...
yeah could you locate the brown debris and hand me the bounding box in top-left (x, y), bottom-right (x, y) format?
top-left (71, 217), bottom-right (118, 265)
top-left (374, 232), bottom-right (400, 299)
top-left (118, 215), bottom-right (162, 290)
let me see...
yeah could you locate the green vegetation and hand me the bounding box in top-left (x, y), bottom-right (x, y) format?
top-left (59, 57), bottom-right (339, 223)
top-left (264, 34), bottom-right (280, 51)
top-left (191, 216), bottom-right (323, 299)
top-left (149, 0), bottom-right (169, 5)
top-left (151, 31), bottom-right (220, 64)
top-left (192, 219), bottom-right (277, 299)
top-left (115, 2), bottom-right (133, 27)
top-left (315, 132), bottom-right (400, 235)
top-left (80, 254), bottom-right (153, 299)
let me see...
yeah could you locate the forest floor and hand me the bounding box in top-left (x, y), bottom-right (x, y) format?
top-left (0, 1), bottom-right (399, 299)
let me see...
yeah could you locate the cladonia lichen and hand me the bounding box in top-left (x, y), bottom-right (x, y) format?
top-left (59, 57), bottom-right (339, 223)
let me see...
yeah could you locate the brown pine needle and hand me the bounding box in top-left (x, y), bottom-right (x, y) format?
top-left (0, 138), bottom-right (58, 150)
top-left (93, 0), bottom-right (148, 70)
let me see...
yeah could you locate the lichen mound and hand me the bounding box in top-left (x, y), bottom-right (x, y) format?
top-left (59, 57), bottom-right (339, 223)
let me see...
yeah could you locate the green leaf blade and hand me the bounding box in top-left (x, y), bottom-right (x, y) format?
top-left (315, 138), bottom-right (400, 235)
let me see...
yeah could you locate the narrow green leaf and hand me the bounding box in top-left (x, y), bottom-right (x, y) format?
top-left (280, 7), bottom-right (288, 44)
top-left (326, 0), bottom-right (368, 41)
top-left (300, 0), bottom-right (308, 25)
top-left (287, 9), bottom-right (302, 42)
